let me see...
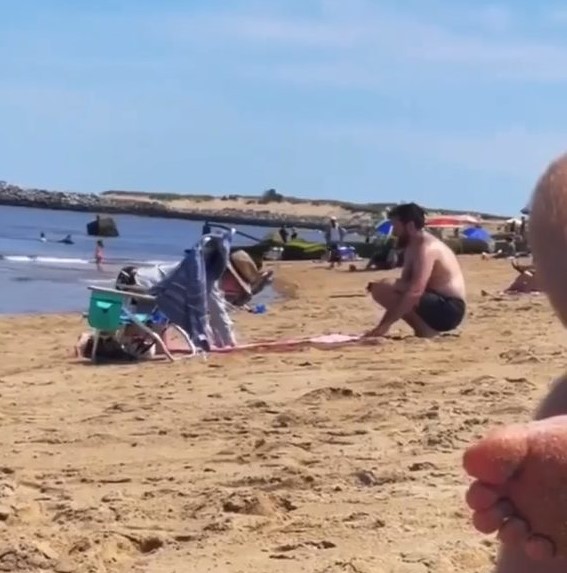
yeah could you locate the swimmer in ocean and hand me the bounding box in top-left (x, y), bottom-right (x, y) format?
top-left (59, 234), bottom-right (73, 245)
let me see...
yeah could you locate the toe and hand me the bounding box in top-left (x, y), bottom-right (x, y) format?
top-left (463, 425), bottom-right (529, 484)
top-left (466, 481), bottom-right (500, 511)
top-left (472, 500), bottom-right (514, 534)
top-left (525, 535), bottom-right (556, 561)
top-left (498, 516), bottom-right (530, 545)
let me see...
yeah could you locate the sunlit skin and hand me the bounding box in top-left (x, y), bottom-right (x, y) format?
top-left (464, 153), bottom-right (567, 573)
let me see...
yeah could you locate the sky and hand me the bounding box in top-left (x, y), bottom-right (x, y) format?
top-left (2, 1), bottom-right (567, 214)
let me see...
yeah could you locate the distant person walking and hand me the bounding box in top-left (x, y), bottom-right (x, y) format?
top-left (520, 215), bottom-right (527, 237)
top-left (278, 225), bottom-right (289, 243)
top-left (324, 216), bottom-right (345, 269)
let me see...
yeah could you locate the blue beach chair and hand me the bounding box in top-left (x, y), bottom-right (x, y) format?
top-left (85, 286), bottom-right (195, 362)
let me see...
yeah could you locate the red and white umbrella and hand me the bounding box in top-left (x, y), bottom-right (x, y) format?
top-left (426, 214), bottom-right (479, 228)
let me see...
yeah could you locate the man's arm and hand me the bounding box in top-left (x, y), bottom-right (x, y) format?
top-left (374, 243), bottom-right (435, 333)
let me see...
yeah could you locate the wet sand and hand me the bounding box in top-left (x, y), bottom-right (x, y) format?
top-left (0, 257), bottom-right (559, 572)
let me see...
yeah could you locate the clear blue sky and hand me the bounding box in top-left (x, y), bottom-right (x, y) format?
top-left (2, 1), bottom-right (566, 214)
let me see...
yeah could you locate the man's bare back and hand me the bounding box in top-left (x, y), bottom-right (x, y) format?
top-left (403, 232), bottom-right (466, 301)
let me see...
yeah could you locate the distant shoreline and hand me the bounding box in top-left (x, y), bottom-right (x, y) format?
top-left (0, 183), bottom-right (509, 231)
top-left (0, 186), bottom-right (331, 230)
top-left (0, 196), bottom-right (325, 229)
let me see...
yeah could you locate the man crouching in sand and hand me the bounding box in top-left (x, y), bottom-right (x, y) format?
top-left (364, 202), bottom-right (466, 338)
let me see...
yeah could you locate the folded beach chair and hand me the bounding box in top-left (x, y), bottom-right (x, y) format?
top-left (81, 230), bottom-right (236, 362)
top-left (151, 231), bottom-right (236, 351)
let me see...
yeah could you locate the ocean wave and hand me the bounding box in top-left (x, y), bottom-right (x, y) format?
top-left (0, 254), bottom-right (174, 266)
top-left (0, 255), bottom-right (90, 264)
top-left (79, 277), bottom-right (114, 285)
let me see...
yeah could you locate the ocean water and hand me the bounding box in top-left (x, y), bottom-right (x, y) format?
top-left (0, 205), bottom-right (324, 314)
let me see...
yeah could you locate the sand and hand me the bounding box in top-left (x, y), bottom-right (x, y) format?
top-left (104, 194), bottom-right (503, 232)
top-left (0, 257), bottom-right (558, 572)
top-left (104, 194), bottom-right (360, 221)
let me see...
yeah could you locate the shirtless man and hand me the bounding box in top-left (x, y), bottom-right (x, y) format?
top-left (364, 202), bottom-right (466, 338)
top-left (464, 153), bottom-right (567, 573)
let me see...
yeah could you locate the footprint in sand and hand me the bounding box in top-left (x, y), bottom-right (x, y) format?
top-left (353, 469), bottom-right (413, 487)
top-left (499, 348), bottom-right (541, 365)
top-left (221, 491), bottom-right (297, 516)
top-left (296, 387), bottom-right (361, 404)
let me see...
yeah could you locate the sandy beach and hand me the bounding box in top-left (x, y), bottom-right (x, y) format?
top-left (0, 256), bottom-right (558, 573)
top-left (104, 194), bottom-right (361, 221)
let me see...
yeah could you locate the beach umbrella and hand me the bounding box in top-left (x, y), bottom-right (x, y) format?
top-left (462, 226), bottom-right (491, 242)
top-left (426, 214), bottom-right (479, 228)
top-left (375, 219), bottom-right (393, 236)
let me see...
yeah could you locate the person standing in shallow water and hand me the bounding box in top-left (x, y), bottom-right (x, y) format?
top-left (94, 240), bottom-right (104, 271)
top-left (463, 153), bottom-right (567, 573)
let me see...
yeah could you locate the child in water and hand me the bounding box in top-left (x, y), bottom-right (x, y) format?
top-left (95, 240), bottom-right (104, 270)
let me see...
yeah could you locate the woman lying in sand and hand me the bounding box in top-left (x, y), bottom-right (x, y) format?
top-left (481, 259), bottom-right (541, 298)
top-left (464, 153), bottom-right (567, 573)
top-left (503, 260), bottom-right (540, 294)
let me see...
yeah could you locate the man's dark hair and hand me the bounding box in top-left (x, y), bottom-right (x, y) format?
top-left (388, 202), bottom-right (426, 230)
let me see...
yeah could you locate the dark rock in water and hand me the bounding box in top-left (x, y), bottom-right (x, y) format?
top-left (86, 215), bottom-right (119, 237)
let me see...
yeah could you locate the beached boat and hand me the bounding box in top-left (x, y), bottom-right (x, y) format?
top-left (233, 236), bottom-right (493, 262)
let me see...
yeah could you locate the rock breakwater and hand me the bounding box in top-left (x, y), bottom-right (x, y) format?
top-left (0, 184), bottom-right (336, 230)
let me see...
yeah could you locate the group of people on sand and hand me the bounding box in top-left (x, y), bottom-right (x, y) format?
top-left (366, 149), bottom-right (567, 573)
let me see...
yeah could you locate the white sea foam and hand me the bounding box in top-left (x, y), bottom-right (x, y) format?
top-left (2, 255), bottom-right (90, 264)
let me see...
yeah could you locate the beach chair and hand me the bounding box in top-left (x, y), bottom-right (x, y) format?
top-left (151, 231), bottom-right (236, 350)
top-left (80, 230), bottom-right (236, 362)
top-left (85, 286), bottom-right (196, 363)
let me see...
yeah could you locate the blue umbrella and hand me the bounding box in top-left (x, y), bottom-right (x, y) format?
top-left (375, 220), bottom-right (393, 236)
top-left (463, 227), bottom-right (491, 242)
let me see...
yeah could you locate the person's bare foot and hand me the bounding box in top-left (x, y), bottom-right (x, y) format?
top-left (413, 324), bottom-right (439, 338)
top-left (463, 416), bottom-right (567, 563)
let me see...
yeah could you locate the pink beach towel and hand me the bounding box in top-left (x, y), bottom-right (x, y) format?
top-left (210, 333), bottom-right (374, 353)
top-left (75, 331), bottom-right (375, 361)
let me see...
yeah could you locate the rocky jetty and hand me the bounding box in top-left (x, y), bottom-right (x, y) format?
top-left (0, 183), bottom-right (333, 230)
top-left (86, 215), bottom-right (119, 237)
